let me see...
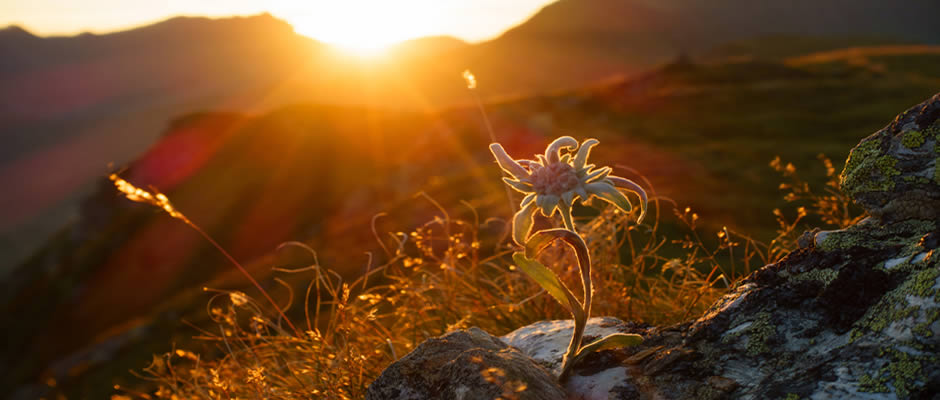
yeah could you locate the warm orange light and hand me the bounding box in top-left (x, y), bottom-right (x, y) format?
top-left (288, 1), bottom-right (440, 58)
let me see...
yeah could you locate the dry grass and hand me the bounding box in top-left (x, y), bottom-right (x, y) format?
top-left (112, 157), bottom-right (859, 399)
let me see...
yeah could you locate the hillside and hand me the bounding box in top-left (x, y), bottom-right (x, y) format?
top-left (3, 1), bottom-right (940, 272)
top-left (6, 44), bottom-right (940, 397)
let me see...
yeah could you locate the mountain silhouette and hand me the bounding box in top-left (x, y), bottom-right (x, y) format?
top-left (1, 0), bottom-right (939, 272)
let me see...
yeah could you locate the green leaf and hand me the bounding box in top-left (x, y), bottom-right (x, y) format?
top-left (569, 333), bottom-right (644, 367)
top-left (523, 229), bottom-right (592, 315)
top-left (512, 252), bottom-right (581, 313)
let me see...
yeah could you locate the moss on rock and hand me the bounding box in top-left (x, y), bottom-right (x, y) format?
top-left (901, 130), bottom-right (925, 149)
top-left (818, 219), bottom-right (935, 252)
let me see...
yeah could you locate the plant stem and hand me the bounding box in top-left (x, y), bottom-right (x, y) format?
top-left (559, 309), bottom-right (586, 381)
top-left (186, 221), bottom-right (302, 337)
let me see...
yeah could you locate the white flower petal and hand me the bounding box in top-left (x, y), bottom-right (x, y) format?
top-left (544, 136), bottom-right (578, 164)
top-left (520, 193), bottom-right (537, 208)
top-left (512, 202), bottom-right (538, 246)
top-left (581, 166), bottom-right (611, 183)
top-left (572, 138), bottom-right (599, 170)
top-left (561, 190), bottom-right (576, 207)
top-left (608, 176), bottom-right (648, 223)
top-left (585, 181), bottom-right (633, 214)
top-left (535, 154), bottom-right (548, 166)
top-left (489, 143), bottom-right (530, 180)
top-left (575, 185), bottom-right (589, 203)
top-left (502, 177), bottom-right (534, 193)
top-left (536, 194), bottom-right (559, 217)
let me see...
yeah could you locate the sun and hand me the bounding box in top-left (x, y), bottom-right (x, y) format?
top-left (284, 1), bottom-right (443, 58)
top-left (322, 33), bottom-right (396, 58)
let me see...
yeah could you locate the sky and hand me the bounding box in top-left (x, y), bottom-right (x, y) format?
top-left (0, 0), bottom-right (555, 52)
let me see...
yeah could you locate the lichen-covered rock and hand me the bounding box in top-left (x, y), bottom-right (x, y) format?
top-left (839, 93), bottom-right (940, 222)
top-left (365, 327), bottom-right (565, 400)
top-left (671, 218), bottom-right (939, 399)
top-left (502, 317), bottom-right (647, 399)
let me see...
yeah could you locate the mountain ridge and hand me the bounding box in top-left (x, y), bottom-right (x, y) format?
top-left (2, 0), bottom-right (939, 276)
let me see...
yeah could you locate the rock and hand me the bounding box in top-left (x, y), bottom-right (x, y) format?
top-left (839, 93), bottom-right (940, 222)
top-left (366, 327), bottom-right (565, 400)
top-left (502, 317), bottom-right (647, 400)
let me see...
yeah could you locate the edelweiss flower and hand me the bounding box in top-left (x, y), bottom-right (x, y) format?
top-left (490, 136), bottom-right (647, 245)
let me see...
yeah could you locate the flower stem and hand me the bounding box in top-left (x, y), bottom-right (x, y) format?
top-left (559, 309), bottom-right (586, 381)
top-left (561, 211), bottom-right (575, 232)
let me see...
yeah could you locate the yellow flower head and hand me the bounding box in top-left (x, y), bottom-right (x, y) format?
top-left (490, 136), bottom-right (647, 245)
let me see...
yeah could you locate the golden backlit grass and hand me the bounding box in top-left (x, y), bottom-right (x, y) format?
top-left (112, 157), bottom-right (857, 399)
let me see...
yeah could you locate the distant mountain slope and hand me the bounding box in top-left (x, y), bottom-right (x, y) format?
top-left (2, 0), bottom-right (939, 272)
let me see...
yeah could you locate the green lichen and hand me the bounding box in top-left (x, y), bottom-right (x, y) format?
top-left (819, 219), bottom-right (935, 252)
top-left (908, 267), bottom-right (940, 298)
top-left (745, 312), bottom-right (775, 356)
top-left (790, 268), bottom-right (838, 286)
top-left (858, 373), bottom-right (889, 393)
top-left (840, 137), bottom-right (901, 197)
top-left (886, 350), bottom-right (922, 398)
top-left (721, 311), bottom-right (777, 356)
top-left (926, 120), bottom-right (940, 137)
top-left (854, 267), bottom-right (938, 337)
top-left (902, 130), bottom-right (925, 149)
top-left (784, 393), bottom-right (800, 400)
top-left (858, 348), bottom-right (937, 398)
top-left (912, 309), bottom-right (938, 338)
top-left (849, 258), bottom-right (940, 343)
top-left (850, 255), bottom-right (940, 400)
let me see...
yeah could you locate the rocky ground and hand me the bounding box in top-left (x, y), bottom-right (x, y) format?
top-left (367, 94), bottom-right (940, 399)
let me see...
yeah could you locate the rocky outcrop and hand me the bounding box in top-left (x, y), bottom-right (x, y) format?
top-left (366, 328), bottom-right (566, 400)
top-left (840, 92), bottom-right (940, 222)
top-left (368, 94), bottom-right (940, 399)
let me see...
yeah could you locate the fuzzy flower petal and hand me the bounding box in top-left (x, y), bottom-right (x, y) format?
top-left (513, 201), bottom-right (538, 245)
top-left (503, 177), bottom-right (534, 193)
top-left (544, 136), bottom-right (578, 164)
top-left (536, 194), bottom-right (559, 217)
top-left (521, 193), bottom-right (537, 208)
top-left (585, 181), bottom-right (633, 214)
top-left (572, 139), bottom-right (599, 170)
top-left (490, 143), bottom-right (531, 180)
top-left (608, 176), bottom-right (648, 223)
top-left (582, 166), bottom-right (611, 183)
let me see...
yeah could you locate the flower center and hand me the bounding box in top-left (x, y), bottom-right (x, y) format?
top-left (531, 162), bottom-right (580, 196)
